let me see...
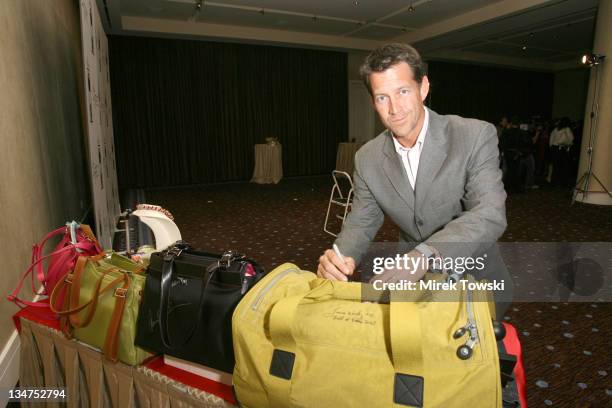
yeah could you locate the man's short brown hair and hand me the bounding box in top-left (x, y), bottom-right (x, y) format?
top-left (359, 43), bottom-right (427, 94)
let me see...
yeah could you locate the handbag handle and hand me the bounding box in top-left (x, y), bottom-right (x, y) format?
top-left (158, 251), bottom-right (218, 349)
top-left (34, 224), bottom-right (101, 289)
top-left (49, 255), bottom-right (132, 362)
top-left (8, 241), bottom-right (100, 309)
top-left (49, 256), bottom-right (112, 317)
top-left (49, 256), bottom-right (129, 333)
top-left (49, 256), bottom-right (102, 336)
top-left (267, 278), bottom-right (423, 407)
top-left (103, 272), bottom-right (132, 362)
top-left (8, 224), bottom-right (101, 309)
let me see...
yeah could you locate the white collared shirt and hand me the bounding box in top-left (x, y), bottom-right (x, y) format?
top-left (391, 107), bottom-right (429, 190)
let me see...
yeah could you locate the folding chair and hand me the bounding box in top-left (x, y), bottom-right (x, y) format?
top-left (323, 170), bottom-right (354, 237)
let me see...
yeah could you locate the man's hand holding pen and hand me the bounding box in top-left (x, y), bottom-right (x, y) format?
top-left (317, 244), bottom-right (356, 282)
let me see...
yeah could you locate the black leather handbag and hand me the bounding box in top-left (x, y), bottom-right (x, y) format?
top-left (135, 241), bottom-right (264, 373)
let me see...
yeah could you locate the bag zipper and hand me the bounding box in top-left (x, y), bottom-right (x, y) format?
top-left (471, 283), bottom-right (499, 406)
top-left (168, 252), bottom-right (220, 266)
top-left (453, 283), bottom-right (482, 360)
top-left (474, 284), bottom-right (490, 361)
top-left (160, 252), bottom-right (260, 278)
top-left (465, 287), bottom-right (480, 352)
top-left (250, 268), bottom-right (302, 311)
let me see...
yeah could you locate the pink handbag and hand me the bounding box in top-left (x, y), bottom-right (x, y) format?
top-left (8, 222), bottom-right (103, 310)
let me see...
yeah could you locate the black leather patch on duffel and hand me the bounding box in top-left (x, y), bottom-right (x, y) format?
top-left (269, 349), bottom-right (295, 380)
top-left (394, 373), bottom-right (424, 407)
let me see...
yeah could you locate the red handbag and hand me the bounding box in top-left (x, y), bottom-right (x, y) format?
top-left (8, 222), bottom-right (103, 310)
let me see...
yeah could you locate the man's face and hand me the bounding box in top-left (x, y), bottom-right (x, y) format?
top-left (500, 117), bottom-right (509, 128)
top-left (369, 62), bottom-right (429, 145)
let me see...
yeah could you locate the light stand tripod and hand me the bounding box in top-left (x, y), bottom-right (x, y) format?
top-left (572, 54), bottom-right (612, 204)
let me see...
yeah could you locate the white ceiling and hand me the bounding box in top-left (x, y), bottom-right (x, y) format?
top-left (98, 0), bottom-right (599, 71)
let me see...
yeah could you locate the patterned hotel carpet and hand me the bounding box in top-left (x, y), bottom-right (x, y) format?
top-left (146, 177), bottom-right (612, 407)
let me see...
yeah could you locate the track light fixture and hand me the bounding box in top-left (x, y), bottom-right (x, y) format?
top-left (581, 53), bottom-right (606, 67)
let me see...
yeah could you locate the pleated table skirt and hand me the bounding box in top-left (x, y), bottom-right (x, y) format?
top-left (18, 318), bottom-right (236, 408)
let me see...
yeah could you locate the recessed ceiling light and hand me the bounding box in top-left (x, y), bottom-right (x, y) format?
top-left (408, 4), bottom-right (415, 12)
top-left (353, 1), bottom-right (359, 5)
top-left (522, 46), bottom-right (528, 50)
top-left (529, 32), bottom-right (534, 37)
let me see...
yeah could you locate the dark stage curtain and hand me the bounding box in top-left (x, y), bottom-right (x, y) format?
top-left (108, 36), bottom-right (348, 188)
top-left (426, 61), bottom-right (554, 124)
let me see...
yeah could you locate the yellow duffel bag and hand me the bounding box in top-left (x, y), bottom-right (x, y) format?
top-left (232, 263), bottom-right (501, 408)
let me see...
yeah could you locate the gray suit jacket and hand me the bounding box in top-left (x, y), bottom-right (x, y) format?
top-left (335, 108), bottom-right (508, 282)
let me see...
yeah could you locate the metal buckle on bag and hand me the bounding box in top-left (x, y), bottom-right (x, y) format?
top-left (64, 274), bottom-right (74, 284)
top-left (114, 288), bottom-right (128, 298)
top-left (446, 271), bottom-right (462, 284)
top-left (168, 247), bottom-right (183, 258)
top-left (165, 241), bottom-right (187, 260)
top-left (174, 240), bottom-right (190, 251)
top-left (218, 250), bottom-right (245, 268)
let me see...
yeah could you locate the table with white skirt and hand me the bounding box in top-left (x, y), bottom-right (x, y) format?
top-left (251, 144), bottom-right (283, 184)
top-left (15, 314), bottom-right (236, 408)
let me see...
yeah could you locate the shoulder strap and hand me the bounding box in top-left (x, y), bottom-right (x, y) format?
top-left (103, 272), bottom-right (131, 362)
top-left (8, 243), bottom-right (91, 308)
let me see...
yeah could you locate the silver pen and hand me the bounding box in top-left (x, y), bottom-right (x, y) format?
top-left (333, 244), bottom-right (351, 282)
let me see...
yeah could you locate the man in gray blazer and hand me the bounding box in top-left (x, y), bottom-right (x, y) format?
top-left (318, 43), bottom-right (512, 315)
